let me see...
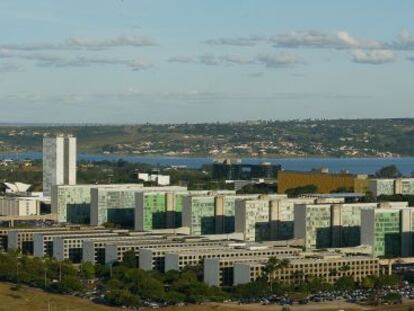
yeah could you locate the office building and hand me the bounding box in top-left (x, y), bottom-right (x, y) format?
top-left (6, 226), bottom-right (91, 253)
top-left (137, 189), bottom-right (234, 232)
top-left (43, 135), bottom-right (76, 197)
top-left (52, 183), bottom-right (144, 224)
top-left (165, 245), bottom-right (299, 273)
top-left (212, 159), bottom-right (281, 180)
top-left (0, 196), bottom-right (40, 216)
top-left (295, 202), bottom-right (409, 250)
top-left (105, 238), bottom-right (226, 266)
top-left (234, 196), bottom-right (343, 242)
top-left (277, 170), bottom-right (369, 194)
top-left (52, 231), bottom-right (132, 262)
top-left (235, 199), bottom-right (271, 241)
top-left (134, 187), bottom-right (192, 231)
top-left (233, 255), bottom-right (379, 286)
top-left (361, 206), bottom-right (414, 258)
top-left (369, 178), bottom-right (414, 197)
top-left (90, 184), bottom-right (148, 227)
top-left (32, 229), bottom-right (111, 258)
top-left (82, 233), bottom-right (170, 264)
top-left (137, 173), bottom-right (170, 186)
top-left (182, 193), bottom-right (279, 236)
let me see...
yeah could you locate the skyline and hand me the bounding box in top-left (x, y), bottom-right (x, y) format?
top-left (1, 0), bottom-right (414, 123)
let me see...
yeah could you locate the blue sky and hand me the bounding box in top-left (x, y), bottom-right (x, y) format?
top-left (0, 0), bottom-right (413, 123)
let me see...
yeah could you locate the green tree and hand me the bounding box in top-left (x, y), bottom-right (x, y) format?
top-left (232, 279), bottom-right (268, 298)
top-left (121, 250), bottom-right (137, 268)
top-left (80, 262), bottom-right (95, 280)
top-left (106, 289), bottom-right (141, 306)
top-left (375, 274), bottom-right (399, 288)
top-left (334, 276), bottom-right (355, 291)
top-left (361, 275), bottom-right (376, 289)
top-left (263, 257), bottom-right (290, 293)
top-left (285, 185), bottom-right (318, 197)
top-left (383, 292), bottom-right (402, 304)
top-left (375, 165), bottom-right (402, 178)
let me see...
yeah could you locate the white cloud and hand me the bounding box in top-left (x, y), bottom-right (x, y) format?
top-left (128, 59), bottom-right (153, 71)
top-left (0, 50), bottom-right (152, 70)
top-left (0, 34), bottom-right (156, 51)
top-left (167, 56), bottom-right (194, 63)
top-left (203, 35), bottom-right (265, 46)
top-left (0, 49), bottom-right (63, 62)
top-left (270, 30), bottom-right (384, 50)
top-left (199, 53), bottom-right (219, 66)
top-left (351, 49), bottom-right (395, 64)
top-left (256, 52), bottom-right (302, 68)
top-left (395, 30), bottom-right (414, 50)
top-left (172, 52), bottom-right (302, 69)
top-left (66, 34), bottom-right (156, 49)
top-left (219, 55), bottom-right (254, 65)
top-left (0, 63), bottom-right (24, 73)
top-left (248, 72), bottom-right (264, 78)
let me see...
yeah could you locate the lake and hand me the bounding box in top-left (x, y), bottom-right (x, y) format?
top-left (1, 152), bottom-right (414, 176)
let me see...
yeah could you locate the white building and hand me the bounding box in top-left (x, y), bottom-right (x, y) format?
top-left (235, 199), bottom-right (271, 242)
top-left (369, 178), bottom-right (414, 197)
top-left (138, 173), bottom-right (170, 186)
top-left (43, 135), bottom-right (76, 196)
top-left (0, 196), bottom-right (40, 216)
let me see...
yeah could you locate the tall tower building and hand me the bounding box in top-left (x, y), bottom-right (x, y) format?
top-left (42, 135), bottom-right (76, 196)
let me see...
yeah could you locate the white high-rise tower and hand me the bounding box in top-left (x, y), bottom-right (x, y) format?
top-left (42, 135), bottom-right (76, 196)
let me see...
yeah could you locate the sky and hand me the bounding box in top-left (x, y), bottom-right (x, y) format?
top-left (0, 0), bottom-right (414, 124)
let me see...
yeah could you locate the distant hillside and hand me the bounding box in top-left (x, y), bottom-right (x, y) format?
top-left (0, 119), bottom-right (413, 158)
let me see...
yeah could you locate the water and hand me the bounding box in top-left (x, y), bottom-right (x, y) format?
top-left (1, 151), bottom-right (414, 176)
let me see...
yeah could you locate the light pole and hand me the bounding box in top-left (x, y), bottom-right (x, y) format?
top-left (44, 263), bottom-right (47, 289)
top-left (42, 258), bottom-right (48, 289)
top-left (16, 254), bottom-right (22, 284)
top-left (59, 261), bottom-right (62, 283)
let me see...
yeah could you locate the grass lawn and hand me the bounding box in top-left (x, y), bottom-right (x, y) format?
top-left (0, 283), bottom-right (118, 311)
top-left (1, 282), bottom-right (414, 311)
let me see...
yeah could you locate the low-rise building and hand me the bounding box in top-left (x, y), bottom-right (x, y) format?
top-left (138, 173), bottom-right (171, 186)
top-left (0, 196), bottom-right (40, 216)
top-left (165, 245), bottom-right (300, 273)
top-left (105, 238), bottom-right (227, 266)
top-left (52, 231), bottom-right (130, 262)
top-left (277, 170), bottom-right (369, 194)
top-left (233, 255), bottom-right (379, 286)
top-left (33, 229), bottom-right (114, 258)
top-left (7, 226), bottom-right (91, 253)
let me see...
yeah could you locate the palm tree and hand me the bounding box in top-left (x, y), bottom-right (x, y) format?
top-left (263, 257), bottom-right (290, 293)
top-left (292, 270), bottom-right (305, 286)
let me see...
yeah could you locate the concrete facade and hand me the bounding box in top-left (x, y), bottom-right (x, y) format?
top-left (361, 206), bottom-right (414, 258)
top-left (0, 196), bottom-right (40, 216)
top-left (43, 135), bottom-right (76, 197)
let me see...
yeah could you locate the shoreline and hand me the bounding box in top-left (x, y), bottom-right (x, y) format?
top-left (0, 151), bottom-right (409, 160)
